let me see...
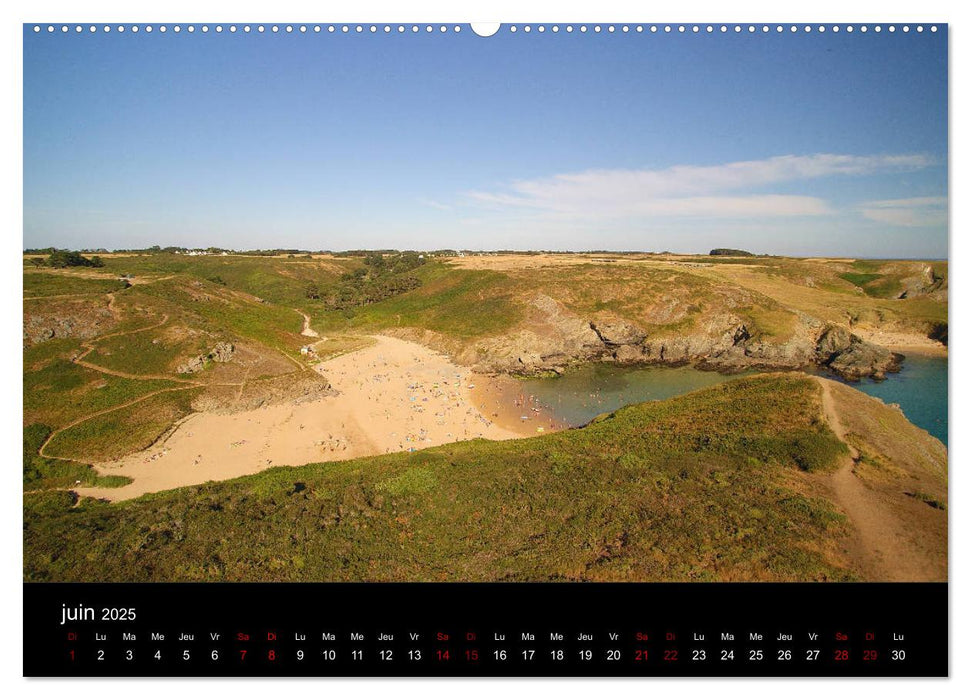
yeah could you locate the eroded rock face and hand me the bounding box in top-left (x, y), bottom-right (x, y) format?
top-left (928, 322), bottom-right (948, 346)
top-left (590, 319), bottom-right (647, 346)
top-left (814, 326), bottom-right (899, 380)
top-left (465, 299), bottom-right (897, 381)
top-left (613, 344), bottom-right (647, 364)
top-left (192, 374), bottom-right (334, 412)
top-left (23, 307), bottom-right (115, 347)
top-left (634, 314), bottom-right (802, 371)
top-left (898, 264), bottom-right (946, 301)
top-left (391, 291), bottom-right (899, 380)
top-left (177, 356), bottom-right (206, 375)
top-left (177, 342), bottom-right (236, 374)
top-left (470, 295), bottom-right (604, 374)
top-left (209, 342), bottom-right (235, 363)
top-left (737, 336), bottom-right (816, 367)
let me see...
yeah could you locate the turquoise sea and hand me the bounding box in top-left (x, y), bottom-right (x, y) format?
top-left (517, 355), bottom-right (948, 446)
top-left (833, 354), bottom-right (948, 445)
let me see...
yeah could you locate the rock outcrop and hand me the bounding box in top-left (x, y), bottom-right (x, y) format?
top-left (192, 374), bottom-right (334, 412)
top-left (814, 326), bottom-right (900, 380)
top-left (897, 264), bottom-right (946, 301)
top-left (467, 294), bottom-right (604, 374)
top-left (460, 301), bottom-right (898, 381)
top-left (177, 342), bottom-right (236, 374)
top-left (590, 319), bottom-right (647, 347)
top-left (23, 305), bottom-right (115, 347)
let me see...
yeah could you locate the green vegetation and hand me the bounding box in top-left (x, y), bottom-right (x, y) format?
top-left (87, 323), bottom-right (209, 376)
top-left (22, 257), bottom-right (324, 471)
top-left (860, 278), bottom-right (903, 299)
top-left (42, 249), bottom-right (105, 268)
top-left (127, 278), bottom-right (304, 356)
top-left (24, 357), bottom-right (178, 428)
top-left (532, 264), bottom-right (714, 335)
top-left (72, 253), bottom-right (355, 308)
top-left (709, 248), bottom-right (755, 257)
top-left (736, 305), bottom-right (797, 341)
top-left (22, 251), bottom-right (947, 481)
top-left (837, 260), bottom-right (945, 300)
top-left (24, 375), bottom-right (853, 582)
top-left (311, 335), bottom-right (376, 360)
top-left (24, 425), bottom-right (131, 491)
top-left (23, 337), bottom-right (82, 368)
top-left (907, 491), bottom-right (946, 511)
top-left (23, 251), bottom-right (948, 351)
top-left (24, 273), bottom-right (126, 298)
top-left (315, 264), bottom-right (524, 339)
top-left (690, 256), bottom-right (946, 335)
top-left (321, 252), bottom-right (425, 311)
top-left (44, 388), bottom-right (202, 462)
top-left (587, 374), bottom-right (848, 474)
top-left (21, 251), bottom-right (948, 582)
top-left (839, 272), bottom-right (882, 288)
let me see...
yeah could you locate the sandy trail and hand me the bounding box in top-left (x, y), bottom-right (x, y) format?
top-left (77, 335), bottom-right (528, 502)
top-left (24, 292), bottom-right (107, 301)
top-left (299, 311), bottom-right (319, 338)
top-left (815, 377), bottom-right (937, 581)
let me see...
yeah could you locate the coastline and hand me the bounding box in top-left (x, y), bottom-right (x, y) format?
top-left (892, 344), bottom-right (949, 358)
top-left (76, 335), bottom-right (534, 502)
top-left (69, 329), bottom-right (946, 503)
top-left (470, 373), bottom-right (566, 436)
top-left (851, 330), bottom-right (948, 358)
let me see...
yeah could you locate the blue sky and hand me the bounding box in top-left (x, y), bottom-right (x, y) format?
top-left (23, 25), bottom-right (947, 256)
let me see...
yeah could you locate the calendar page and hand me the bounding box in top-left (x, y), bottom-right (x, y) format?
top-left (21, 18), bottom-right (948, 678)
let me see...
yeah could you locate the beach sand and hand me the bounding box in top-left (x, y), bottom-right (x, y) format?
top-left (851, 329), bottom-right (948, 357)
top-left (77, 335), bottom-right (531, 502)
top-left (470, 374), bottom-right (565, 435)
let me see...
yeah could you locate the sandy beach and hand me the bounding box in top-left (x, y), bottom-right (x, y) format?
top-left (77, 335), bottom-right (531, 502)
top-left (470, 374), bottom-right (565, 435)
top-left (851, 329), bottom-right (948, 357)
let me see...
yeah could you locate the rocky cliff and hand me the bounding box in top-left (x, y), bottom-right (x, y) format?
top-left (454, 294), bottom-right (900, 381)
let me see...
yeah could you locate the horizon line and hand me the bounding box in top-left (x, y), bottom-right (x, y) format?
top-left (21, 245), bottom-right (948, 261)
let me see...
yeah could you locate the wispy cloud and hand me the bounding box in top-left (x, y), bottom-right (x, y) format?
top-left (418, 198), bottom-right (453, 211)
top-left (859, 196), bottom-right (947, 227)
top-left (465, 153), bottom-right (935, 220)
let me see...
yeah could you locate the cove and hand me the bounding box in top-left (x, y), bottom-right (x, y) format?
top-left (831, 353), bottom-right (948, 445)
top-left (517, 356), bottom-right (948, 446)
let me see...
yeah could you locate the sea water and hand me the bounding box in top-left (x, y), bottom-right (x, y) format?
top-left (518, 356), bottom-right (948, 446)
top-left (835, 354), bottom-right (948, 445)
top-left (517, 364), bottom-right (749, 429)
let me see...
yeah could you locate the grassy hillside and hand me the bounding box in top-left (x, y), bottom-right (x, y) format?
top-left (24, 424), bottom-right (132, 491)
top-left (314, 264), bottom-right (524, 339)
top-left (824, 379), bottom-right (948, 579)
top-left (21, 252), bottom-right (948, 584)
top-left (24, 272), bottom-right (129, 298)
top-left (688, 256), bottom-right (947, 333)
top-left (304, 255), bottom-right (947, 374)
top-left (22, 251), bottom-right (948, 486)
top-left (22, 257), bottom-right (352, 470)
top-left (30, 252), bottom-right (356, 308)
top-left (25, 374), bottom-right (861, 582)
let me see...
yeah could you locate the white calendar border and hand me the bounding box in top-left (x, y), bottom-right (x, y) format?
top-left (2, 0), bottom-right (966, 698)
